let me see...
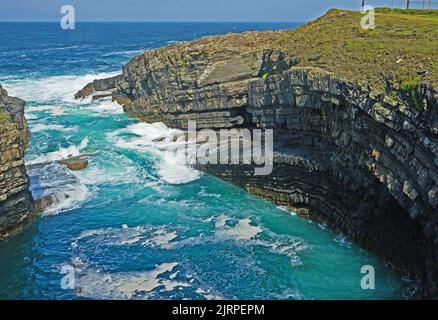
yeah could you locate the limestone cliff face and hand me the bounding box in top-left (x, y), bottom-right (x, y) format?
top-left (226, 66), bottom-right (438, 298)
top-left (77, 31), bottom-right (438, 297)
top-left (78, 32), bottom-right (289, 128)
top-left (0, 84), bottom-right (34, 240)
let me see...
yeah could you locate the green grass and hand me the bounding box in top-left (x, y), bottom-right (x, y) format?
top-left (400, 75), bottom-right (422, 91)
top-left (400, 75), bottom-right (423, 110)
top-left (0, 113), bottom-right (10, 123)
top-left (0, 106), bottom-right (11, 123)
top-left (275, 8), bottom-right (438, 90)
top-left (375, 8), bottom-right (438, 20)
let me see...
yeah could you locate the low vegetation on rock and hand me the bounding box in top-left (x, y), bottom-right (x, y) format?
top-left (276, 8), bottom-right (438, 91)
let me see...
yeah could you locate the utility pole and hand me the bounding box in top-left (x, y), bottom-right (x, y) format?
top-left (362, 0), bottom-right (365, 11)
top-left (406, 0), bottom-right (410, 9)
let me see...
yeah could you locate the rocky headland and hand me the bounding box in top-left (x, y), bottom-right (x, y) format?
top-left (1, 80), bottom-right (94, 240)
top-left (76, 9), bottom-right (438, 297)
top-left (0, 84), bottom-right (34, 240)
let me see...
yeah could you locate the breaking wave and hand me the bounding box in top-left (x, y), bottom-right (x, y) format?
top-left (27, 137), bottom-right (89, 166)
top-left (108, 122), bottom-right (202, 185)
top-left (2, 71), bottom-right (120, 104)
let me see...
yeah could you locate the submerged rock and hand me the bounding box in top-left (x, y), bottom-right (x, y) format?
top-left (34, 194), bottom-right (55, 214)
top-left (59, 155), bottom-right (90, 171)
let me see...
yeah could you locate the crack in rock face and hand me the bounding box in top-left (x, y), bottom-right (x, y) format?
top-left (0, 84), bottom-right (34, 240)
top-left (74, 28), bottom-right (438, 298)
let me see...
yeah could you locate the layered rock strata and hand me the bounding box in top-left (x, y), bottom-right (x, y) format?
top-left (0, 84), bottom-right (34, 240)
top-left (76, 20), bottom-right (438, 298)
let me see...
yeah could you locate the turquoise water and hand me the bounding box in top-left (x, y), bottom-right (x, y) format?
top-left (0, 22), bottom-right (409, 300)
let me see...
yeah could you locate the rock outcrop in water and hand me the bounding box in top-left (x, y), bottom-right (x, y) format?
top-left (74, 75), bottom-right (120, 100)
top-left (0, 84), bottom-right (34, 240)
top-left (76, 10), bottom-right (438, 298)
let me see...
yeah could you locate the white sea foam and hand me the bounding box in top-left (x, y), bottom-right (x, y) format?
top-left (108, 122), bottom-right (202, 185)
top-left (145, 228), bottom-right (178, 248)
top-left (142, 180), bottom-right (169, 194)
top-left (85, 101), bottom-right (124, 115)
top-left (0, 74), bottom-right (19, 81)
top-left (30, 123), bottom-right (79, 133)
top-left (27, 105), bottom-right (65, 116)
top-left (334, 234), bottom-right (352, 247)
top-left (76, 161), bottom-right (139, 186)
top-left (195, 288), bottom-right (224, 300)
top-left (26, 138), bottom-right (92, 215)
top-left (77, 224), bottom-right (179, 249)
top-left (265, 241), bottom-right (306, 267)
top-left (270, 288), bottom-right (304, 300)
top-left (214, 214), bottom-right (262, 241)
top-left (42, 182), bottom-right (91, 216)
top-left (73, 260), bottom-right (189, 299)
top-left (24, 113), bottom-right (38, 120)
top-left (214, 214), bottom-right (229, 229)
top-left (276, 206), bottom-right (298, 216)
top-left (78, 225), bottom-right (146, 246)
top-left (198, 186), bottom-right (221, 199)
top-left (7, 72), bottom-right (199, 185)
top-left (28, 162), bottom-right (92, 216)
top-left (2, 71), bottom-right (120, 104)
top-left (27, 137), bottom-right (89, 165)
top-left (202, 214), bottom-right (308, 266)
top-left (102, 49), bottom-right (145, 57)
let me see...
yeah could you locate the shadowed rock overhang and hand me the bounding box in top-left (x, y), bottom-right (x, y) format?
top-left (75, 9), bottom-right (438, 298)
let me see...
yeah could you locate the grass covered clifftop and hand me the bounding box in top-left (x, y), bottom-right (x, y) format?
top-left (82, 8), bottom-right (437, 112)
top-left (136, 8), bottom-right (437, 93)
top-left (276, 8), bottom-right (438, 91)
top-left (76, 8), bottom-right (438, 298)
top-left (0, 85), bottom-right (12, 123)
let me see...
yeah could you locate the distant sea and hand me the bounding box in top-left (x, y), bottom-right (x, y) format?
top-left (0, 22), bottom-right (410, 300)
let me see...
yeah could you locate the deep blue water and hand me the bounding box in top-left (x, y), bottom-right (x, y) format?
top-left (0, 22), bottom-right (410, 300)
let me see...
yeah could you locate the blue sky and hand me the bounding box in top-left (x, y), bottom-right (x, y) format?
top-left (0, 0), bottom-right (423, 21)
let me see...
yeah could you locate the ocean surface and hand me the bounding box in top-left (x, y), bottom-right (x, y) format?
top-left (0, 22), bottom-right (410, 300)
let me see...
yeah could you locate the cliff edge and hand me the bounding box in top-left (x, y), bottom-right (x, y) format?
top-left (76, 9), bottom-right (438, 297)
top-left (0, 84), bottom-right (34, 240)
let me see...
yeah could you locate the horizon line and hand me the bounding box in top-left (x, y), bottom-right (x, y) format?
top-left (0, 20), bottom-right (305, 23)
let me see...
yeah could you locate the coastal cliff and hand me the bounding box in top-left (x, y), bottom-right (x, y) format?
top-left (0, 84), bottom-right (34, 240)
top-left (76, 9), bottom-right (438, 297)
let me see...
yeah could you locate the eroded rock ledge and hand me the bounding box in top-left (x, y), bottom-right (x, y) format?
top-left (77, 19), bottom-right (438, 297)
top-left (0, 84), bottom-right (34, 240)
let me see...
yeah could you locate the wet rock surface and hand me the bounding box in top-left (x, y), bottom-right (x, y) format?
top-left (74, 75), bottom-right (120, 100)
top-left (59, 155), bottom-right (90, 171)
top-left (0, 84), bottom-right (34, 240)
top-left (34, 194), bottom-right (55, 214)
top-left (75, 19), bottom-right (438, 298)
